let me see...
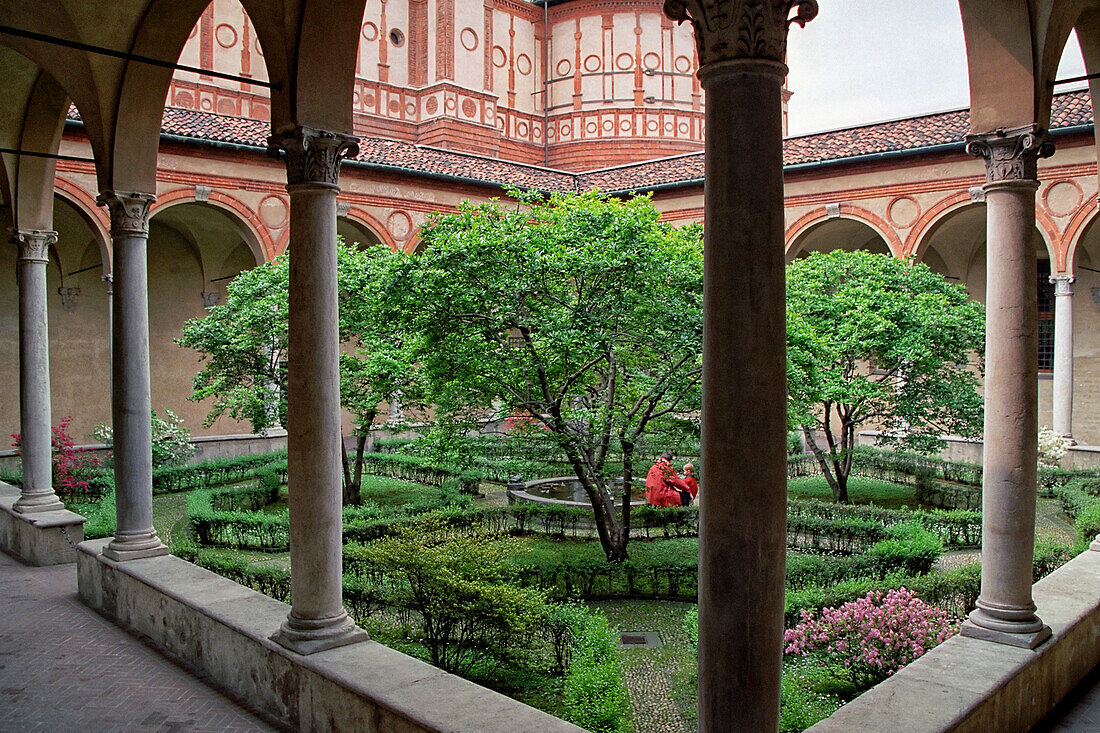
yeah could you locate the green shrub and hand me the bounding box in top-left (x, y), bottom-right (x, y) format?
top-left (683, 607), bottom-right (698, 649)
top-left (563, 611), bottom-right (630, 733)
top-left (356, 524), bottom-right (547, 676)
top-left (867, 522), bottom-right (943, 576)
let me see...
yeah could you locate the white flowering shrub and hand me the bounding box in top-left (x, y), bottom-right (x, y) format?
top-left (1037, 426), bottom-right (1069, 469)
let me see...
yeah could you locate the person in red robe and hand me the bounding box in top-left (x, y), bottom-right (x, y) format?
top-left (682, 463), bottom-right (698, 505)
top-left (645, 452), bottom-right (690, 507)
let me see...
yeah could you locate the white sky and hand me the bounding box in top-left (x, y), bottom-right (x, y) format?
top-left (784, 0), bottom-right (1089, 136)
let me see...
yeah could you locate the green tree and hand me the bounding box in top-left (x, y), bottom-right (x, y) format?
top-left (786, 250), bottom-right (985, 502)
top-left (177, 240), bottom-right (415, 504)
top-left (379, 190), bottom-right (703, 561)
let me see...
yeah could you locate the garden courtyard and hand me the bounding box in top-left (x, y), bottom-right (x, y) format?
top-left (7, 426), bottom-right (1095, 732)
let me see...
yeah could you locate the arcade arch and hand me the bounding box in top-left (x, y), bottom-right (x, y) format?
top-left (147, 200), bottom-right (262, 434)
top-left (785, 215), bottom-right (893, 264)
top-left (337, 214), bottom-right (385, 250)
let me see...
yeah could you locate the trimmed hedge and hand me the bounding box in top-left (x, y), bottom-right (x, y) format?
top-left (151, 450), bottom-right (287, 494)
top-left (1053, 477), bottom-right (1100, 544)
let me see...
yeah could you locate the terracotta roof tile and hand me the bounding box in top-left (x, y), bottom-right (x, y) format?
top-left (67, 90), bottom-right (1094, 193)
top-left (580, 90), bottom-right (1094, 192)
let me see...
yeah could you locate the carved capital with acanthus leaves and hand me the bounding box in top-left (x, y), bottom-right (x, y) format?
top-left (965, 125), bottom-right (1055, 184)
top-left (98, 191), bottom-right (156, 236)
top-left (269, 126), bottom-right (360, 187)
top-left (10, 229), bottom-right (57, 263)
top-left (663, 0), bottom-right (817, 67)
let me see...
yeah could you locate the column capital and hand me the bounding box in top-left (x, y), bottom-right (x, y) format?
top-left (268, 126), bottom-right (360, 187)
top-left (97, 191), bottom-right (156, 236)
top-left (663, 0), bottom-right (817, 67)
top-left (965, 125), bottom-right (1055, 185)
top-left (10, 229), bottom-right (57, 263)
top-left (1049, 274), bottom-right (1075, 296)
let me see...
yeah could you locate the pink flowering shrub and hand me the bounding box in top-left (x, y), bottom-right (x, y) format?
top-left (784, 587), bottom-right (960, 690)
top-left (11, 417), bottom-right (104, 503)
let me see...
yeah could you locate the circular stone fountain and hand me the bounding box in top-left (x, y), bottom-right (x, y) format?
top-left (506, 476), bottom-right (646, 508)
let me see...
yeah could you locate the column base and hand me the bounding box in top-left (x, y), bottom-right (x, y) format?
top-left (960, 613), bottom-right (1052, 649)
top-left (102, 529), bottom-right (169, 562)
top-left (14, 490), bottom-right (65, 514)
top-left (270, 611), bottom-right (369, 655)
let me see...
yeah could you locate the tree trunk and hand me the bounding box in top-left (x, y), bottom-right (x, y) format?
top-left (802, 424), bottom-right (844, 501)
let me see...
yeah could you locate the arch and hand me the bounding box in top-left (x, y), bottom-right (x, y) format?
top-left (340, 207), bottom-right (396, 251)
top-left (784, 204), bottom-right (903, 262)
top-left (151, 188), bottom-right (270, 265)
top-left (274, 227), bottom-right (290, 257)
top-left (109, 0), bottom-right (215, 192)
top-left (53, 177), bottom-right (111, 272)
top-left (1064, 197), bottom-right (1100, 273)
top-left (908, 192), bottom-right (979, 263)
top-left (958, 1), bottom-right (1084, 133)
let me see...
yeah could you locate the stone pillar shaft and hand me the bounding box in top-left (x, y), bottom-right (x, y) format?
top-left (663, 1), bottom-right (817, 729)
top-left (1051, 275), bottom-right (1074, 439)
top-left (269, 126), bottom-right (367, 655)
top-left (12, 229), bottom-right (63, 513)
top-left (99, 191), bottom-right (167, 561)
top-left (961, 127), bottom-right (1053, 648)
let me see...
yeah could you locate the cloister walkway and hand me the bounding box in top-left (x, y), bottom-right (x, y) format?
top-left (0, 551), bottom-right (287, 732)
top-left (0, 547), bottom-right (1096, 733)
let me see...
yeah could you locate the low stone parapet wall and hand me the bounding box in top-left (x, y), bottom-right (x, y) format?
top-left (806, 547), bottom-right (1100, 733)
top-left (76, 538), bottom-right (585, 733)
top-left (0, 481), bottom-right (85, 565)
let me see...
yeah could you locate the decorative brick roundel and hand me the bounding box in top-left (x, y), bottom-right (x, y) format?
top-left (583, 54), bottom-right (602, 72)
top-left (678, 121), bottom-right (689, 134)
top-left (174, 91), bottom-right (195, 109)
top-left (215, 24), bottom-right (237, 48)
top-left (388, 99), bottom-right (400, 113)
top-left (674, 55), bottom-right (692, 73)
top-left (516, 54), bottom-right (532, 75)
top-left (387, 210), bottom-right (413, 241)
top-left (492, 46), bottom-right (507, 68)
top-left (587, 121), bottom-right (598, 134)
top-left (1044, 180), bottom-right (1084, 217)
top-left (362, 22), bottom-right (378, 41)
top-left (647, 119), bottom-right (659, 132)
top-left (462, 98), bottom-right (477, 118)
top-left (425, 97), bottom-right (438, 114)
top-left (602, 119), bottom-right (614, 132)
top-left (615, 53), bottom-right (634, 71)
top-left (259, 195), bottom-right (288, 228)
top-left (619, 119), bottom-right (631, 132)
top-left (643, 52), bottom-right (661, 70)
top-left (405, 102), bottom-right (417, 116)
top-left (557, 59), bottom-right (571, 77)
top-left (887, 196), bottom-right (921, 229)
top-left (201, 97), bottom-right (213, 111)
top-left (460, 27), bottom-right (478, 52)
top-left (517, 121), bottom-right (529, 137)
top-left (364, 94), bottom-right (376, 107)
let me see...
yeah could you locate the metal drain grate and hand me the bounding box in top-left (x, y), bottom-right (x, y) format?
top-left (619, 631), bottom-right (660, 648)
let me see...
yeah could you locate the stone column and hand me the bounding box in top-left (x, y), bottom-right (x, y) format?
top-left (268, 126), bottom-right (367, 655)
top-left (960, 126), bottom-right (1053, 649)
top-left (12, 229), bottom-right (64, 513)
top-left (1050, 275), bottom-right (1074, 440)
top-left (98, 191), bottom-right (168, 561)
top-left (664, 2), bottom-right (816, 730)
